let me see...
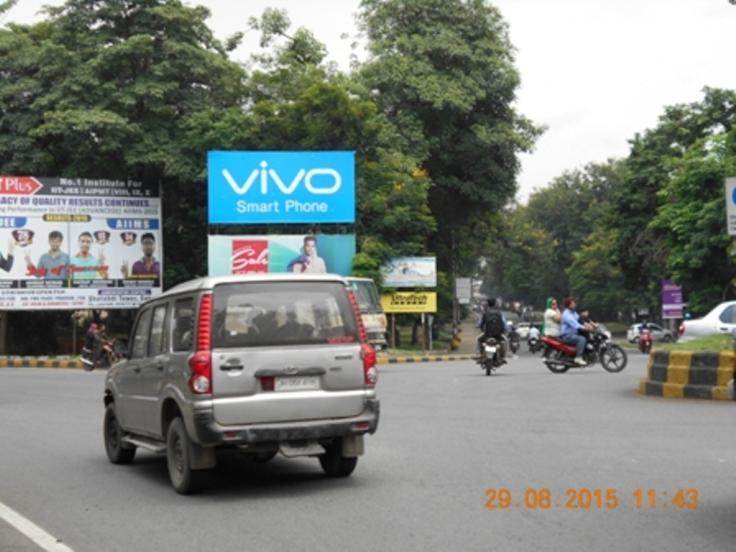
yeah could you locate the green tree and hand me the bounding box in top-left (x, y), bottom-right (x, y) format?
top-left (359, 0), bottom-right (541, 282)
top-left (0, 0), bottom-right (248, 283)
top-left (649, 133), bottom-right (736, 314)
top-left (611, 88), bottom-right (736, 312)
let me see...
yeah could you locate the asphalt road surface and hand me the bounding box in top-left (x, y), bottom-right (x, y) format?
top-left (1, 350), bottom-right (736, 552)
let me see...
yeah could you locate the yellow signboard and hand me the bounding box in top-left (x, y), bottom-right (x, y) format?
top-left (381, 292), bottom-right (437, 313)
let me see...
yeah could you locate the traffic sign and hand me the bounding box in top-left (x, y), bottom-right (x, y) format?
top-left (725, 177), bottom-right (736, 235)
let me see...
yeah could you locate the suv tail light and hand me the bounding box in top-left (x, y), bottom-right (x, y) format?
top-left (361, 343), bottom-right (378, 385)
top-left (347, 289), bottom-right (368, 343)
top-left (347, 289), bottom-right (378, 386)
top-left (188, 293), bottom-right (212, 395)
top-left (678, 322), bottom-right (685, 337)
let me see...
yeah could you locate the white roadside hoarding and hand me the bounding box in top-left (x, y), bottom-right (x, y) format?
top-left (381, 257), bottom-right (437, 288)
top-left (456, 277), bottom-right (472, 304)
top-left (0, 176), bottom-right (163, 310)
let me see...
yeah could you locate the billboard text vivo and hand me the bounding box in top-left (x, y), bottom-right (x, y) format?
top-left (207, 151), bottom-right (356, 224)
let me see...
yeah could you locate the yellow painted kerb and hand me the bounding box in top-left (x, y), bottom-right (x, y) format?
top-left (662, 382), bottom-right (685, 399)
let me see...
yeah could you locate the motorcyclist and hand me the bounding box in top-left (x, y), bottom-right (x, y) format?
top-left (560, 297), bottom-right (595, 366)
top-left (81, 320), bottom-right (99, 369)
top-left (479, 298), bottom-right (508, 363)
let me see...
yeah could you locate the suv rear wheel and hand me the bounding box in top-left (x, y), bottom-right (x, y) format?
top-left (103, 404), bottom-right (136, 464)
top-left (319, 439), bottom-right (357, 477)
top-left (166, 417), bottom-right (204, 494)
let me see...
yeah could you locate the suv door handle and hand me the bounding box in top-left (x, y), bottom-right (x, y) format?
top-left (133, 366), bottom-right (141, 373)
top-left (221, 363), bottom-right (244, 371)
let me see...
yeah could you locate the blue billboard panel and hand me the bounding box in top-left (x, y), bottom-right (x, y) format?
top-left (207, 151), bottom-right (355, 224)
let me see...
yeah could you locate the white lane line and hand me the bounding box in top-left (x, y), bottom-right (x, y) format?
top-left (0, 500), bottom-right (73, 552)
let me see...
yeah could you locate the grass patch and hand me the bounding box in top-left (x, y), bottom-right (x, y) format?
top-left (657, 334), bottom-right (735, 352)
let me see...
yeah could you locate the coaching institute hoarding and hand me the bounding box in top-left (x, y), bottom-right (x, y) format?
top-left (208, 234), bottom-right (355, 276)
top-left (381, 257), bottom-right (437, 288)
top-left (207, 151), bottom-right (356, 224)
top-left (381, 292), bottom-right (437, 314)
top-left (0, 176), bottom-right (162, 310)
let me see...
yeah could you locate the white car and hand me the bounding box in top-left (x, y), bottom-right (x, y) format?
top-left (679, 301), bottom-right (736, 342)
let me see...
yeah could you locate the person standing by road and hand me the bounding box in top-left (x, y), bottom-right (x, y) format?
top-left (560, 297), bottom-right (591, 366)
top-left (542, 297), bottom-right (561, 337)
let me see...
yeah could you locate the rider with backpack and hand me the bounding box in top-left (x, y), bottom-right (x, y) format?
top-left (480, 298), bottom-right (508, 363)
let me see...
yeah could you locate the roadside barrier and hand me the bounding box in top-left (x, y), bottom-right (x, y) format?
top-left (377, 354), bottom-right (475, 365)
top-left (0, 357), bottom-right (81, 369)
top-left (638, 350), bottom-right (734, 401)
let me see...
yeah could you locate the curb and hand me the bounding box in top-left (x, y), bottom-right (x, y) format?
top-left (638, 349), bottom-right (734, 401)
top-left (377, 354), bottom-right (475, 365)
top-left (0, 357), bottom-right (82, 369)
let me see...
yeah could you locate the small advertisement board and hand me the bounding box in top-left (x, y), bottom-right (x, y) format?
top-left (381, 257), bottom-right (437, 288)
top-left (207, 151), bottom-right (355, 224)
top-left (208, 234), bottom-right (355, 276)
top-left (381, 292), bottom-right (437, 313)
top-left (661, 279), bottom-right (684, 319)
top-left (0, 176), bottom-right (162, 310)
top-left (456, 277), bottom-right (472, 305)
top-left (726, 177), bottom-right (736, 236)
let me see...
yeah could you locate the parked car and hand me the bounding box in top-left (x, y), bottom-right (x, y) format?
top-left (626, 323), bottom-right (673, 343)
top-left (345, 277), bottom-right (388, 350)
top-left (103, 274), bottom-right (380, 494)
top-left (679, 301), bottom-right (736, 342)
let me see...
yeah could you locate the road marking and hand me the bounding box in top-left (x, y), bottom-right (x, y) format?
top-left (0, 500), bottom-right (73, 551)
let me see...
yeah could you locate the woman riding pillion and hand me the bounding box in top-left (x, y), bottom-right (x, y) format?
top-left (542, 297), bottom-right (561, 337)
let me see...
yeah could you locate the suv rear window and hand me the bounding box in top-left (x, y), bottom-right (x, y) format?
top-left (212, 281), bottom-right (358, 348)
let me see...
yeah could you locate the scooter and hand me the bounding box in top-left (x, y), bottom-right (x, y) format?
top-left (638, 328), bottom-right (653, 354)
top-left (478, 336), bottom-right (505, 376)
top-left (541, 329), bottom-right (627, 374)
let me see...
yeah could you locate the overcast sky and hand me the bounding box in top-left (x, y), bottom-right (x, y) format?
top-left (5, 0), bottom-right (736, 202)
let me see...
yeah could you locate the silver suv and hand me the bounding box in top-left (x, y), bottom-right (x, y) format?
top-left (103, 274), bottom-right (380, 494)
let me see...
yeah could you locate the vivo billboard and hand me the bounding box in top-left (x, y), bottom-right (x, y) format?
top-left (207, 151), bottom-right (355, 224)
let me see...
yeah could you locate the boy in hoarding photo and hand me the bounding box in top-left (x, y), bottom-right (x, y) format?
top-left (287, 235), bottom-right (326, 274)
top-left (72, 232), bottom-right (107, 280)
top-left (0, 235), bottom-right (14, 272)
top-left (25, 230), bottom-right (70, 280)
top-left (121, 232), bottom-right (160, 279)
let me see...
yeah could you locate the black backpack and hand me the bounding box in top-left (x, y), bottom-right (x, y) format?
top-left (483, 310), bottom-right (504, 337)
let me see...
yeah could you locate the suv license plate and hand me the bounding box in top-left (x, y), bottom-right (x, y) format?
top-left (275, 376), bottom-right (320, 392)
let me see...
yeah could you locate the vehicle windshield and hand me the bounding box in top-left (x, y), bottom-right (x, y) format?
top-left (212, 281), bottom-right (358, 348)
top-left (348, 280), bottom-right (381, 313)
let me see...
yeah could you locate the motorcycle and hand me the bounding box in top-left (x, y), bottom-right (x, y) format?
top-left (478, 336), bottom-right (504, 376)
top-left (82, 336), bottom-right (122, 371)
top-left (541, 328), bottom-right (627, 374)
top-left (638, 328), bottom-right (653, 354)
top-left (508, 329), bottom-right (521, 354)
top-left (528, 334), bottom-right (543, 354)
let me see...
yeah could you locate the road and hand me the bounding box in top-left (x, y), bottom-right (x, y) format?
top-left (1, 351), bottom-right (736, 551)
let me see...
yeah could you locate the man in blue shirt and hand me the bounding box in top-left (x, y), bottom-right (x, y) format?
top-left (560, 297), bottom-right (591, 366)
